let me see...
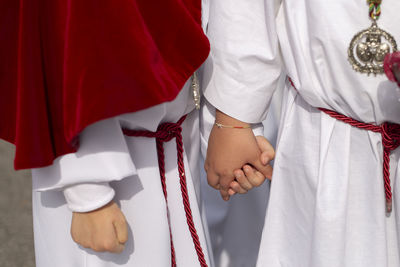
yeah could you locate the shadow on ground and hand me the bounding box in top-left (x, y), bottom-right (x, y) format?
top-left (0, 140), bottom-right (35, 267)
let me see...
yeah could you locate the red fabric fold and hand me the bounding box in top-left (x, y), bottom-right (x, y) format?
top-left (384, 52), bottom-right (400, 87)
top-left (0, 0), bottom-right (210, 170)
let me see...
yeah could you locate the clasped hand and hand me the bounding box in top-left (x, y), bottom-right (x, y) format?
top-left (205, 110), bottom-right (275, 200)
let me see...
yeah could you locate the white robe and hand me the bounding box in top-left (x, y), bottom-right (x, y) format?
top-left (32, 82), bottom-right (213, 267)
top-left (204, 0), bottom-right (400, 266)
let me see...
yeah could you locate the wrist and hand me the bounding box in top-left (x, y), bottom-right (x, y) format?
top-left (215, 110), bottom-right (251, 128)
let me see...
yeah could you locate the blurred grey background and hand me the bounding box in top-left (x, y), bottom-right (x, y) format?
top-left (0, 140), bottom-right (35, 266)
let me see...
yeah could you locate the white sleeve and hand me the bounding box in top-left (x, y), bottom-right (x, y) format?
top-left (63, 182), bottom-right (116, 212)
top-left (252, 123), bottom-right (264, 137)
top-left (203, 0), bottom-right (283, 123)
top-left (32, 117), bottom-right (137, 211)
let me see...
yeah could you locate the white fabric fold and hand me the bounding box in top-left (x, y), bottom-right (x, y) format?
top-left (32, 117), bottom-right (137, 192)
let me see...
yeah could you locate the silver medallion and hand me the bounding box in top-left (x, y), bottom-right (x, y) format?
top-left (348, 22), bottom-right (397, 75)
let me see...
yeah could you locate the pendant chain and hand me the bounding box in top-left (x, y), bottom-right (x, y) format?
top-left (368, 0), bottom-right (382, 20)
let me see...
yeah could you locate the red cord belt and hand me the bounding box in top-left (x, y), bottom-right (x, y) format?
top-left (122, 116), bottom-right (208, 267)
top-left (289, 78), bottom-right (400, 213)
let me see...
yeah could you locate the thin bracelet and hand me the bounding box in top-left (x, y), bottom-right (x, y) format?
top-left (215, 122), bottom-right (251, 129)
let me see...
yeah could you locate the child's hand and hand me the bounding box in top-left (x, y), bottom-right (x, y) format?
top-left (71, 201), bottom-right (128, 253)
top-left (205, 110), bottom-right (272, 201)
top-left (228, 136), bottom-right (275, 196)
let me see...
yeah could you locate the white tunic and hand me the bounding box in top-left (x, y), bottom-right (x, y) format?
top-left (32, 82), bottom-right (213, 267)
top-left (204, 0), bottom-right (400, 266)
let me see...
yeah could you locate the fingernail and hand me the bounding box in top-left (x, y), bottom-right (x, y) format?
top-left (234, 172), bottom-right (240, 179)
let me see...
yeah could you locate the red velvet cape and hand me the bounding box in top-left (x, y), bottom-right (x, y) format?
top-left (0, 0), bottom-right (210, 170)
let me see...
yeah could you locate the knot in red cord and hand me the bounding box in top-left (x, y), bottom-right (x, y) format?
top-left (156, 122), bottom-right (182, 143)
top-left (381, 123), bottom-right (400, 153)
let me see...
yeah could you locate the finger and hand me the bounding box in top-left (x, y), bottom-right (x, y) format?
top-left (259, 168), bottom-right (273, 181)
top-left (113, 218), bottom-right (128, 244)
top-left (219, 173), bottom-right (235, 191)
top-left (96, 238), bottom-right (125, 253)
top-left (113, 243), bottom-right (126, 254)
top-left (251, 158), bottom-right (273, 180)
top-left (71, 229), bottom-right (91, 249)
top-left (229, 181), bottom-right (248, 194)
top-left (228, 188), bottom-right (236, 196)
top-left (90, 216), bottom-right (123, 253)
top-left (244, 164), bottom-right (268, 186)
top-left (207, 172), bottom-right (221, 190)
top-left (260, 151), bottom-right (273, 166)
top-left (255, 136), bottom-right (275, 165)
top-left (219, 188), bottom-right (230, 201)
top-left (233, 169), bottom-right (253, 191)
top-left (97, 239), bottom-right (125, 253)
top-left (92, 233), bottom-right (121, 253)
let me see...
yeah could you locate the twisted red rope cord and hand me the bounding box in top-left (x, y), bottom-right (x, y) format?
top-left (123, 116), bottom-right (208, 267)
top-left (156, 138), bottom-right (177, 267)
top-left (289, 78), bottom-right (400, 213)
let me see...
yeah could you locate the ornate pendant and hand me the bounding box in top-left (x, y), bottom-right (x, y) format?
top-left (348, 22), bottom-right (397, 75)
top-left (191, 72), bottom-right (201, 110)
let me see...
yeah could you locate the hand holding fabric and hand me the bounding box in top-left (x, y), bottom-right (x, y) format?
top-left (71, 201), bottom-right (128, 253)
top-left (384, 52), bottom-right (400, 87)
top-left (205, 110), bottom-right (272, 201)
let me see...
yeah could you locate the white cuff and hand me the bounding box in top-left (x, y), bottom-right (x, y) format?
top-left (252, 123), bottom-right (264, 137)
top-left (63, 182), bottom-right (115, 213)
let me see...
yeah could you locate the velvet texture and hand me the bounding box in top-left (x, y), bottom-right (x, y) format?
top-left (0, 0), bottom-right (210, 170)
top-left (384, 52), bottom-right (400, 87)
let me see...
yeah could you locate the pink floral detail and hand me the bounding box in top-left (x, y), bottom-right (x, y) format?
top-left (384, 51), bottom-right (400, 87)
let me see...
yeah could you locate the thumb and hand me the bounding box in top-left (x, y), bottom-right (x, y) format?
top-left (111, 219), bottom-right (127, 254)
top-left (113, 217), bottom-right (128, 245)
top-left (251, 157), bottom-right (273, 180)
top-left (114, 220), bottom-right (128, 244)
top-left (255, 136), bottom-right (275, 165)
